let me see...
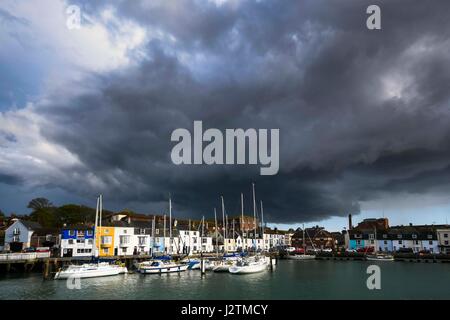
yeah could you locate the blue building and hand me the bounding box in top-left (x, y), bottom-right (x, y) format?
top-left (60, 225), bottom-right (95, 257)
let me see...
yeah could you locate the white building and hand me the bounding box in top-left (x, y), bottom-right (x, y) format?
top-left (114, 227), bottom-right (151, 256)
top-left (60, 226), bottom-right (95, 258)
top-left (437, 228), bottom-right (450, 254)
top-left (4, 220), bottom-right (42, 251)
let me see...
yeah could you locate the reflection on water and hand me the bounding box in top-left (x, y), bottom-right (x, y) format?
top-left (0, 260), bottom-right (449, 300)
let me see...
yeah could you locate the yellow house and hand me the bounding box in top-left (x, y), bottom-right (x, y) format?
top-left (96, 226), bottom-right (115, 257)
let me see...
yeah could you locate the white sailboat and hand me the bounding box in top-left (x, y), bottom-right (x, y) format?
top-left (229, 255), bottom-right (268, 274)
top-left (136, 260), bottom-right (188, 274)
top-left (55, 195), bottom-right (128, 280)
top-left (229, 184), bottom-right (269, 274)
top-left (287, 224), bottom-right (315, 260)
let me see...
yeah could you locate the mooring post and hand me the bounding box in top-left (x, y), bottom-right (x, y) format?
top-left (6, 263), bottom-right (11, 273)
top-left (43, 260), bottom-right (50, 280)
top-left (270, 255), bottom-right (273, 271)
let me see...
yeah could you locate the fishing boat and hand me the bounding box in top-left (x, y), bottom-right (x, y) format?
top-left (229, 255), bottom-right (269, 274)
top-left (136, 260), bottom-right (188, 274)
top-left (366, 254), bottom-right (394, 261)
top-left (55, 195), bottom-right (128, 280)
top-left (54, 262), bottom-right (127, 279)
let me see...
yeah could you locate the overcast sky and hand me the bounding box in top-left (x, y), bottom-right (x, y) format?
top-left (1, 0), bottom-right (450, 231)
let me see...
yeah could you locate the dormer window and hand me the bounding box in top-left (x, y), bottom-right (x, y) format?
top-left (427, 235), bottom-right (433, 239)
top-left (397, 234), bottom-right (402, 239)
top-left (412, 234), bottom-right (417, 239)
top-left (382, 234), bottom-right (387, 239)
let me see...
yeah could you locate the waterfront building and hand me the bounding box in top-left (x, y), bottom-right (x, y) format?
top-left (4, 219), bottom-right (42, 252)
top-left (60, 225), bottom-right (95, 257)
top-left (263, 228), bottom-right (286, 250)
top-left (292, 226), bottom-right (335, 250)
top-left (97, 226), bottom-right (115, 257)
top-left (437, 227), bottom-right (450, 254)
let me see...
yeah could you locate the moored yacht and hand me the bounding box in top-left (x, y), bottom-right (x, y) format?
top-left (54, 262), bottom-right (127, 279)
top-left (136, 260), bottom-right (188, 274)
top-left (54, 195), bottom-right (128, 280)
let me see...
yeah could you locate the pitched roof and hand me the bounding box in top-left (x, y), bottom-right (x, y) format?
top-left (20, 220), bottom-right (42, 230)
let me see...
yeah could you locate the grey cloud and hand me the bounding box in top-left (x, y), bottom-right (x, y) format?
top-left (6, 0), bottom-right (450, 223)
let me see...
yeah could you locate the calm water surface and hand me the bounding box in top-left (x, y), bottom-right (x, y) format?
top-left (0, 260), bottom-right (449, 299)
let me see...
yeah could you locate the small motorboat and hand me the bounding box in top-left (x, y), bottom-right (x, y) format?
top-left (136, 260), bottom-right (188, 274)
top-left (366, 254), bottom-right (395, 261)
top-left (54, 262), bottom-right (127, 280)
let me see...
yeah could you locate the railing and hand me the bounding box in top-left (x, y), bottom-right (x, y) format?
top-left (0, 252), bottom-right (50, 261)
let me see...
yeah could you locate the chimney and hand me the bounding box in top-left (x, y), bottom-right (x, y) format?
top-left (348, 214), bottom-right (353, 230)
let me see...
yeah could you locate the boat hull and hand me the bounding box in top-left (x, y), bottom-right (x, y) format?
top-left (287, 254), bottom-right (315, 260)
top-left (139, 265), bottom-right (188, 274)
top-left (54, 265), bottom-right (127, 280)
top-left (229, 262), bottom-right (268, 274)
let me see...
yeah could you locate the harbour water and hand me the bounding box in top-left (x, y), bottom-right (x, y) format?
top-left (1, 260), bottom-right (449, 300)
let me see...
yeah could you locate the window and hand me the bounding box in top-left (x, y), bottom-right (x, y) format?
top-left (155, 229), bottom-right (159, 235)
top-left (356, 240), bottom-right (361, 245)
top-left (120, 235), bottom-right (130, 245)
top-left (398, 240), bottom-right (403, 244)
top-left (369, 234), bottom-right (374, 240)
top-left (412, 234), bottom-right (417, 239)
top-left (122, 248), bottom-right (127, 253)
top-left (123, 230), bottom-right (127, 234)
top-left (104, 229), bottom-right (109, 234)
top-left (383, 234), bottom-right (387, 239)
top-left (414, 240), bottom-right (419, 245)
top-left (445, 240), bottom-right (449, 245)
top-left (429, 241), bottom-right (433, 245)
top-left (397, 234), bottom-right (402, 239)
top-left (88, 239), bottom-right (93, 245)
top-left (138, 237), bottom-right (146, 245)
top-left (427, 235), bottom-right (433, 239)
top-left (86, 230), bottom-right (93, 236)
top-left (202, 238), bottom-right (207, 244)
top-left (103, 248), bottom-right (109, 254)
top-left (444, 233), bottom-right (448, 238)
top-left (101, 236), bottom-right (112, 244)
top-left (68, 239), bottom-right (74, 245)
top-left (384, 241), bottom-right (388, 245)
top-left (77, 239), bottom-right (85, 244)
top-left (193, 237), bottom-right (197, 244)
top-left (68, 230), bottom-right (75, 236)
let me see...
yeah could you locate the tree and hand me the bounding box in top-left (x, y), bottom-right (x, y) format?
top-left (0, 209), bottom-right (5, 218)
top-left (27, 198), bottom-right (53, 211)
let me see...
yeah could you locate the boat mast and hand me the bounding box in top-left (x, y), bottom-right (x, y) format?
top-left (232, 219), bottom-right (235, 251)
top-left (99, 194), bottom-right (102, 259)
top-left (163, 214), bottom-right (166, 253)
top-left (252, 183), bottom-right (256, 251)
top-left (202, 216), bottom-right (205, 254)
top-left (93, 196), bottom-right (99, 258)
top-left (151, 215), bottom-right (155, 256)
top-left (221, 196), bottom-right (226, 250)
top-left (214, 208), bottom-right (218, 257)
top-left (241, 193), bottom-right (245, 251)
top-left (303, 224), bottom-right (305, 255)
top-left (169, 197), bottom-right (172, 254)
top-left (260, 200), bottom-right (264, 252)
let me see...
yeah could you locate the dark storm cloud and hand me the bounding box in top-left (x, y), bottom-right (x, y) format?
top-left (35, 0), bottom-right (450, 223)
